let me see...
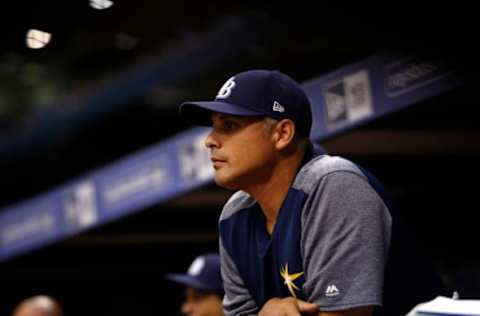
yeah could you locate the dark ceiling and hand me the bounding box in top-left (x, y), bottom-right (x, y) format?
top-left (0, 0), bottom-right (478, 205)
top-left (0, 1), bottom-right (479, 315)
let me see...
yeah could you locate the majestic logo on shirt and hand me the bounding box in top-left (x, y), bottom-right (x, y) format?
top-left (325, 284), bottom-right (340, 297)
top-left (280, 263), bottom-right (304, 298)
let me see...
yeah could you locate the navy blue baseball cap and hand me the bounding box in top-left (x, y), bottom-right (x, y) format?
top-left (179, 69), bottom-right (312, 137)
top-left (165, 253), bottom-right (223, 294)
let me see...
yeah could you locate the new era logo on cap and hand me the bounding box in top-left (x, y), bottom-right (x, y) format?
top-left (273, 101), bottom-right (285, 113)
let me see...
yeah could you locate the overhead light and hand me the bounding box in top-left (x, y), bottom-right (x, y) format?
top-left (26, 29), bottom-right (52, 49)
top-left (89, 0), bottom-right (114, 10)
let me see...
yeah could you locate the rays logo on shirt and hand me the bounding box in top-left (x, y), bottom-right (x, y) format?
top-left (280, 263), bottom-right (304, 298)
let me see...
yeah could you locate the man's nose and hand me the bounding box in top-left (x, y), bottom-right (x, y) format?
top-left (204, 130), bottom-right (219, 149)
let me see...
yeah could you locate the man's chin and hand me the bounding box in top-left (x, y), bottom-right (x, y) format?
top-left (213, 173), bottom-right (239, 190)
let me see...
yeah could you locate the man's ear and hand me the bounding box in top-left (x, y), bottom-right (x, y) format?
top-left (273, 119), bottom-right (295, 150)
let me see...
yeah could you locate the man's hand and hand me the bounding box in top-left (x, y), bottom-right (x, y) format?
top-left (259, 297), bottom-right (319, 316)
top-left (258, 297), bottom-right (374, 316)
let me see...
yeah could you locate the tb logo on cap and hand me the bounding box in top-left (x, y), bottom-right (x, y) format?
top-left (188, 256), bottom-right (205, 276)
top-left (216, 77), bottom-right (236, 99)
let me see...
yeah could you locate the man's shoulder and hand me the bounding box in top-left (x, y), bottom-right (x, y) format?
top-left (293, 154), bottom-right (367, 193)
top-left (219, 191), bottom-right (256, 222)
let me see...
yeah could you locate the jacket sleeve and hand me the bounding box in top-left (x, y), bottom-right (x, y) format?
top-left (301, 170), bottom-right (392, 311)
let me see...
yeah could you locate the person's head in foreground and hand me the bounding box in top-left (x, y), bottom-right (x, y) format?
top-left (166, 253), bottom-right (224, 316)
top-left (12, 295), bottom-right (62, 316)
top-left (179, 69), bottom-right (313, 192)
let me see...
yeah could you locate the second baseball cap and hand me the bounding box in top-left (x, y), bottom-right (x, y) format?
top-left (179, 69), bottom-right (312, 137)
top-left (165, 253), bottom-right (223, 294)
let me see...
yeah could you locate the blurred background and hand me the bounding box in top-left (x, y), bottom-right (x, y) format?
top-left (0, 1), bottom-right (479, 315)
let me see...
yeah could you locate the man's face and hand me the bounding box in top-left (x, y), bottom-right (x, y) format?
top-left (181, 287), bottom-right (223, 316)
top-left (204, 113), bottom-right (276, 190)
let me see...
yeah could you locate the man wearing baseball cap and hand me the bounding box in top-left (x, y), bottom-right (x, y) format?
top-left (179, 70), bottom-right (445, 316)
top-left (166, 253), bottom-right (224, 316)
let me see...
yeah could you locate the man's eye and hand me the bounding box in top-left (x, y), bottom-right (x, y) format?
top-left (223, 121), bottom-right (237, 131)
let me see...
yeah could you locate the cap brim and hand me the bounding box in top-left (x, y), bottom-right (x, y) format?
top-left (165, 273), bottom-right (222, 293)
top-left (179, 101), bottom-right (261, 126)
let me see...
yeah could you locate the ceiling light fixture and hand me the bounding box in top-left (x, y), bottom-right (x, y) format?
top-left (26, 29), bottom-right (52, 49)
top-left (89, 0), bottom-right (114, 10)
